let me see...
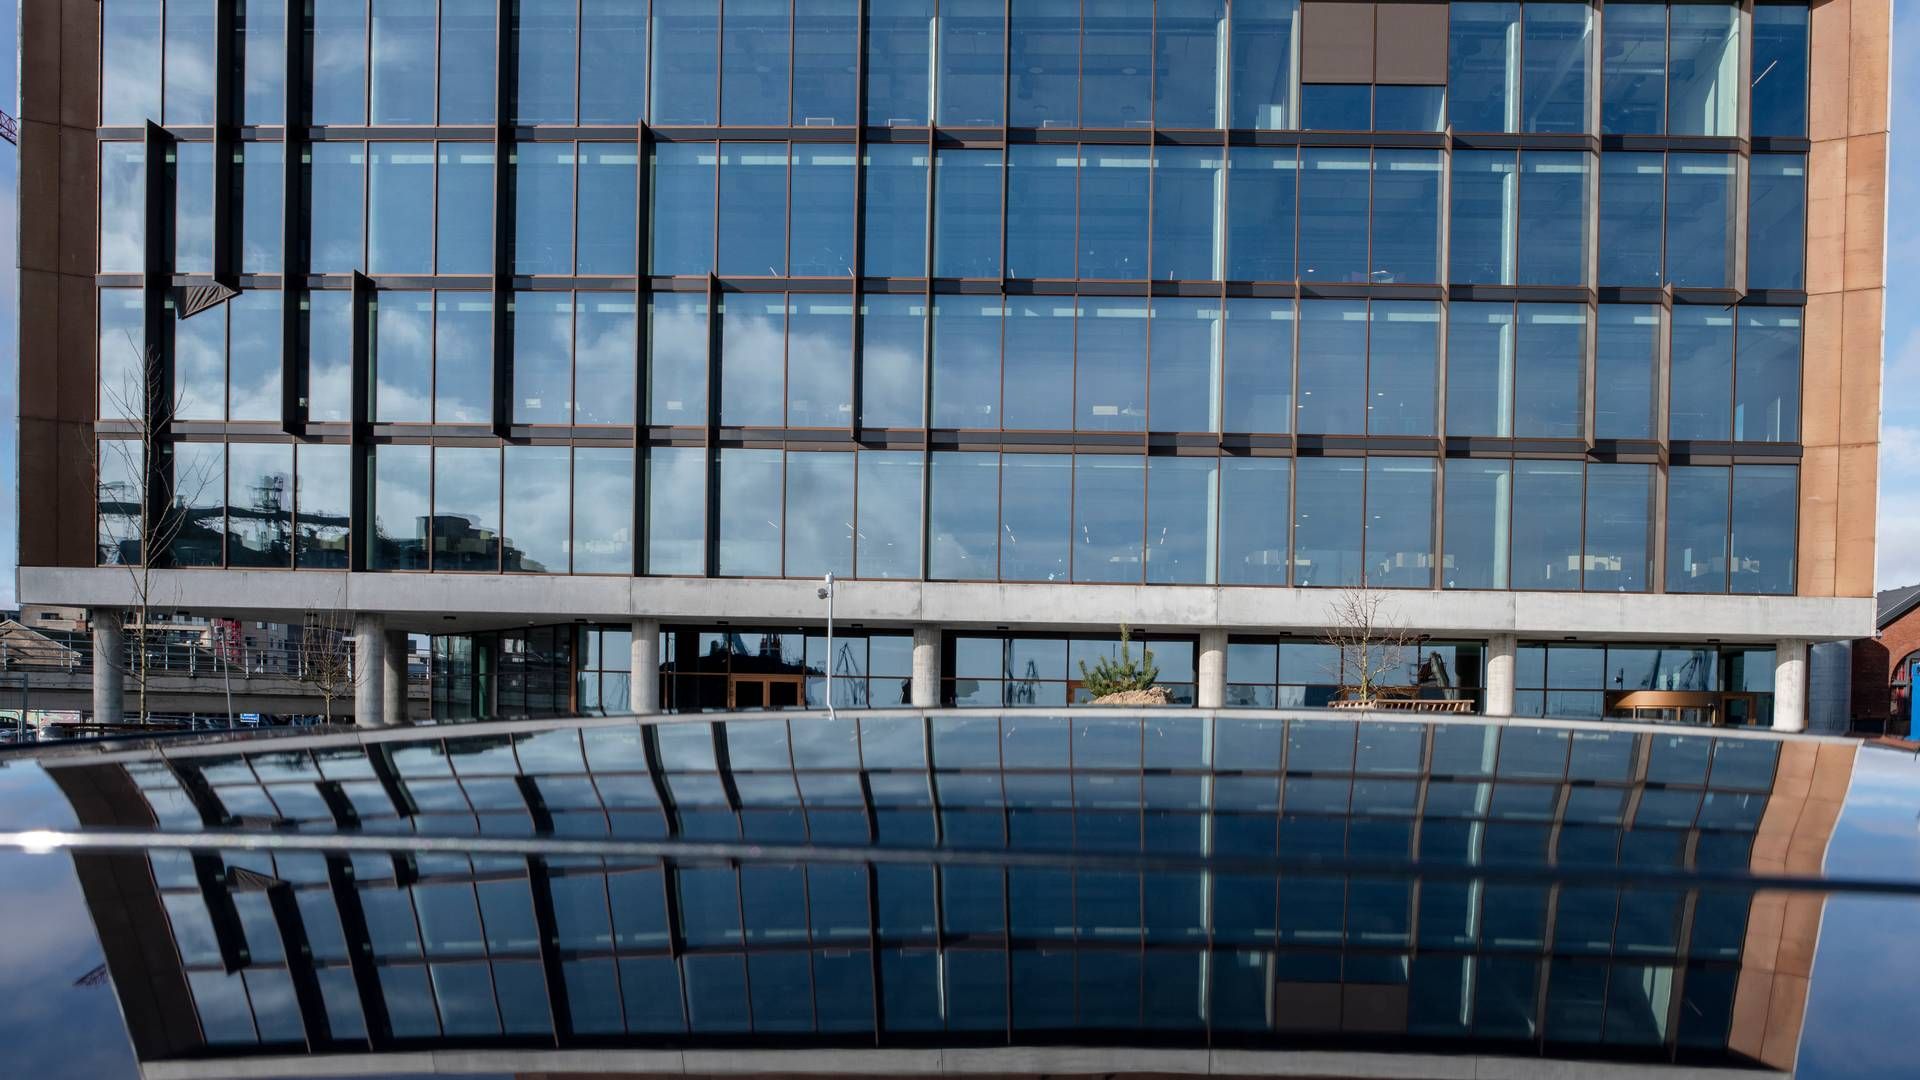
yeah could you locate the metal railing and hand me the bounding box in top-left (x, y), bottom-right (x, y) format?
top-left (0, 638), bottom-right (426, 681)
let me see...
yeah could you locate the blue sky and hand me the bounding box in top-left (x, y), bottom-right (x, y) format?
top-left (0, 11), bottom-right (1912, 603)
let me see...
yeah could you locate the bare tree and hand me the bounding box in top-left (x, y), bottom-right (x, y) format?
top-left (294, 595), bottom-right (359, 726)
top-left (93, 336), bottom-right (219, 723)
top-left (1320, 587), bottom-right (1420, 706)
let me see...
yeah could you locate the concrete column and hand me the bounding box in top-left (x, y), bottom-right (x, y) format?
top-left (353, 613), bottom-right (387, 728)
top-left (629, 619), bottom-right (661, 715)
top-left (1197, 628), bottom-right (1229, 708)
top-left (383, 630), bottom-right (409, 725)
top-left (911, 625), bottom-right (940, 708)
top-left (1484, 633), bottom-right (1517, 718)
top-left (92, 611), bottom-right (124, 725)
top-left (1772, 638), bottom-right (1809, 733)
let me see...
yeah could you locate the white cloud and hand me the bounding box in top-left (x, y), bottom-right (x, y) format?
top-left (1878, 424), bottom-right (1920, 589)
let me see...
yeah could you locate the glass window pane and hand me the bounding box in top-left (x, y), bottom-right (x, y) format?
top-left (1374, 84), bottom-right (1444, 132)
top-left (371, 0), bottom-right (434, 124)
top-left (164, 0), bottom-right (217, 124)
top-left (1731, 465), bottom-right (1797, 595)
top-left (792, 0), bottom-right (858, 124)
top-left (1223, 299), bottom-right (1293, 433)
top-left (1368, 459), bottom-right (1434, 588)
top-left (1752, 5), bottom-right (1809, 137)
top-left (1152, 146), bottom-right (1223, 280)
top-left (1302, 82), bottom-right (1370, 130)
top-left (651, 143), bottom-right (717, 275)
top-left (1149, 298), bottom-right (1221, 432)
top-left (1009, 0), bottom-right (1080, 127)
top-left (1668, 3), bottom-right (1739, 136)
top-left (1298, 149), bottom-right (1368, 283)
top-left (1226, 147), bottom-right (1297, 281)
top-left (435, 293), bottom-right (493, 423)
top-left (718, 448), bottom-right (783, 575)
top-left (1449, 2), bottom-right (1518, 133)
top-left (1372, 150), bottom-right (1441, 283)
top-left (1514, 304), bottom-right (1585, 439)
top-left (514, 143), bottom-right (574, 275)
top-left (227, 443), bottom-right (294, 567)
top-left (434, 145), bottom-right (494, 274)
top-left (373, 291), bottom-right (432, 423)
top-left (1295, 457), bottom-right (1364, 587)
top-left (104, 0), bottom-right (163, 124)
top-left (720, 296), bottom-right (786, 426)
top-left (647, 445), bottom-right (708, 574)
top-left (860, 295), bottom-right (925, 427)
top-left (1601, 2), bottom-right (1666, 135)
top-left (937, 0), bottom-right (1005, 126)
top-left (174, 296), bottom-right (225, 419)
top-left (1748, 155), bottom-right (1806, 292)
top-left (98, 289), bottom-right (145, 421)
top-left (1147, 457), bottom-right (1216, 585)
top-left (516, 0), bottom-right (577, 123)
top-left (1666, 466), bottom-right (1729, 593)
top-left (100, 142), bottom-right (146, 274)
top-left (174, 142), bottom-right (216, 273)
top-left (305, 290), bottom-right (354, 422)
top-left (1443, 460), bottom-right (1509, 590)
top-left (297, 443), bottom-right (352, 567)
top-left (1076, 300), bottom-right (1148, 431)
top-left (649, 292), bottom-right (709, 425)
top-left (932, 297), bottom-right (1003, 428)
top-left (574, 295), bottom-right (637, 425)
top-left (1669, 306), bottom-right (1734, 441)
top-left (1519, 152), bottom-right (1590, 286)
top-left (439, 0), bottom-right (496, 123)
top-left (1594, 305), bottom-right (1658, 439)
top-left (866, 0), bottom-right (934, 125)
top-left (1584, 462), bottom-right (1652, 593)
top-left (373, 444), bottom-right (431, 570)
top-left (1735, 309), bottom-right (1800, 443)
top-left (1666, 153), bottom-right (1735, 289)
top-left (791, 145), bottom-right (856, 277)
top-left (1296, 300), bottom-right (1367, 434)
top-left (1156, 0), bottom-right (1226, 128)
top-left (1220, 457), bottom-right (1290, 585)
top-left (368, 142), bottom-right (434, 274)
top-left (1369, 301), bottom-right (1438, 436)
top-left (309, 142), bottom-right (366, 273)
top-left (504, 445), bottom-right (570, 573)
top-left (1003, 300), bottom-right (1074, 430)
top-left (1073, 454), bottom-right (1145, 583)
top-left (1523, 4), bottom-right (1589, 133)
top-left (1080, 147), bottom-right (1151, 279)
top-left (722, 0), bottom-right (789, 125)
top-left (577, 144), bottom-right (639, 275)
top-left (863, 145), bottom-right (928, 277)
top-left (575, 0), bottom-right (647, 122)
top-left (934, 150), bottom-right (1003, 277)
top-left (228, 290), bottom-right (284, 421)
top-left (931, 452), bottom-right (999, 580)
top-left (1510, 461), bottom-right (1582, 591)
top-left (1446, 301), bottom-right (1513, 436)
top-left (1003, 454), bottom-right (1072, 581)
top-left (857, 451), bottom-right (924, 579)
top-left (1083, 0), bottom-right (1154, 128)
top-left (572, 447), bottom-right (634, 574)
top-left (719, 142), bottom-right (789, 275)
top-left (1449, 150), bottom-right (1515, 285)
top-left (1231, 0), bottom-right (1297, 129)
top-left (1598, 152), bottom-right (1664, 286)
top-left (240, 143), bottom-right (284, 274)
top-left (435, 446), bottom-right (502, 570)
top-left (787, 298), bottom-right (854, 427)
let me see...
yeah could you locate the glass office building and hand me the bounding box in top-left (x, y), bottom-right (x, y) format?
top-left (18, 0), bottom-right (1885, 727)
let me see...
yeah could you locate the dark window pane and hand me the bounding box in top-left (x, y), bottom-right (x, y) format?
top-left (934, 150), bottom-right (1003, 277)
top-left (1153, 145), bottom-right (1224, 279)
top-left (1082, 0), bottom-right (1154, 128)
top-left (1149, 298), bottom-right (1221, 432)
top-left (1752, 5), bottom-right (1809, 137)
top-left (1519, 152), bottom-right (1590, 285)
top-left (1375, 84), bottom-right (1445, 131)
top-left (791, 145), bottom-right (856, 276)
top-left (1514, 304), bottom-right (1585, 439)
top-left (296, 444), bottom-right (352, 568)
top-left (1080, 147), bottom-right (1151, 279)
top-left (1601, 2), bottom-right (1666, 135)
top-left (1523, 3), bottom-right (1590, 133)
top-left (932, 297), bottom-right (1003, 427)
top-left (1227, 147), bottom-right (1297, 281)
top-left (516, 0), bottom-right (577, 122)
top-left (1371, 150), bottom-right (1442, 283)
top-left (581, 0), bottom-right (646, 122)
top-left (1446, 301), bottom-right (1513, 436)
top-left (1009, 0), bottom-right (1080, 127)
top-left (1296, 300), bottom-right (1367, 433)
top-left (1231, 0), bottom-right (1297, 128)
top-left (1006, 146), bottom-right (1077, 279)
top-left (1597, 152), bottom-right (1664, 286)
top-left (1220, 458), bottom-right (1290, 586)
top-left (1585, 463), bottom-right (1652, 593)
top-left (1302, 83), bottom-right (1371, 130)
top-left (1002, 300), bottom-right (1074, 430)
top-left (1223, 299), bottom-right (1293, 433)
top-left (1749, 155), bottom-right (1807, 291)
top-left (1368, 301), bottom-right (1438, 436)
top-left (1073, 454), bottom-right (1145, 583)
top-left (1449, 150), bottom-right (1515, 285)
top-left (1668, 3), bottom-right (1739, 136)
top-left (651, 0), bottom-right (720, 125)
top-left (1295, 457), bottom-right (1364, 587)
top-left (1449, 1), bottom-right (1518, 133)
top-left (1003, 454), bottom-right (1072, 581)
top-left (1156, 0), bottom-right (1226, 128)
top-left (931, 452), bottom-right (999, 580)
top-left (1511, 461), bottom-right (1583, 591)
top-left (863, 145), bottom-right (928, 276)
top-left (1147, 457), bottom-right (1216, 584)
top-left (1666, 153), bottom-right (1736, 289)
top-left (866, 0), bottom-right (934, 125)
top-left (1666, 466), bottom-right (1729, 593)
top-left (1594, 305), bottom-right (1658, 439)
top-left (440, 0), bottom-right (497, 123)
top-left (1298, 148), bottom-right (1369, 283)
top-left (372, 444), bottom-right (431, 570)
top-left (1367, 459), bottom-right (1435, 588)
top-left (1076, 299), bottom-right (1148, 431)
top-left (1669, 306), bottom-right (1734, 441)
top-left (1730, 465), bottom-right (1797, 594)
top-left (937, 0), bottom-right (1006, 126)
top-left (434, 446), bottom-right (501, 571)
top-left (1735, 309), bottom-right (1800, 442)
top-left (1443, 460), bottom-right (1510, 590)
top-left (721, 0), bottom-right (790, 125)
top-left (792, 0), bottom-right (858, 124)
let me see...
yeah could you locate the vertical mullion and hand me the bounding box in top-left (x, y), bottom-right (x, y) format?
top-left (145, 121), bottom-right (178, 569)
top-left (850, 0), bottom-right (871, 437)
top-left (349, 271), bottom-right (374, 571)
top-left (635, 123), bottom-right (653, 576)
top-left (492, 0), bottom-right (515, 438)
top-left (281, 0), bottom-right (306, 434)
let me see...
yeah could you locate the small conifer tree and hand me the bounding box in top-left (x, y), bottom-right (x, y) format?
top-left (1078, 624), bottom-right (1160, 697)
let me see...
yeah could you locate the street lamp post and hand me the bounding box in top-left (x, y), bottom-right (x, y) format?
top-left (817, 574), bottom-right (836, 720)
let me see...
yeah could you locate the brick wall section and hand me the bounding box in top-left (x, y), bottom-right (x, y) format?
top-left (18, 0), bottom-right (101, 568)
top-left (1799, 0), bottom-right (1889, 599)
top-left (1850, 606), bottom-right (1920, 730)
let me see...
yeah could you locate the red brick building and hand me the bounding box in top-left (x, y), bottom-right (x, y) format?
top-left (1853, 585), bottom-right (1920, 734)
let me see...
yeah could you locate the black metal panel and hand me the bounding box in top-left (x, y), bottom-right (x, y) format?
top-left (349, 273), bottom-right (374, 572)
top-left (280, 0), bottom-right (308, 434)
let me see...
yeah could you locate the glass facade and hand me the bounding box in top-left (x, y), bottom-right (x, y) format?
top-left (97, 1), bottom-right (1807, 597)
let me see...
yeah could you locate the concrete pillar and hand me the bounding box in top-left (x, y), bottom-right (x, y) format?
top-left (1772, 638), bottom-right (1809, 733)
top-left (92, 611), bottom-right (124, 724)
top-left (1484, 633), bottom-right (1517, 718)
top-left (353, 613), bottom-right (387, 728)
top-left (1197, 628), bottom-right (1229, 708)
top-left (911, 625), bottom-right (940, 708)
top-left (629, 619), bottom-right (661, 715)
top-left (383, 630), bottom-right (409, 725)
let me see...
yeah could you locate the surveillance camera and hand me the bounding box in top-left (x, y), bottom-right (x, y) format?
top-left (816, 587), bottom-right (830, 600)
